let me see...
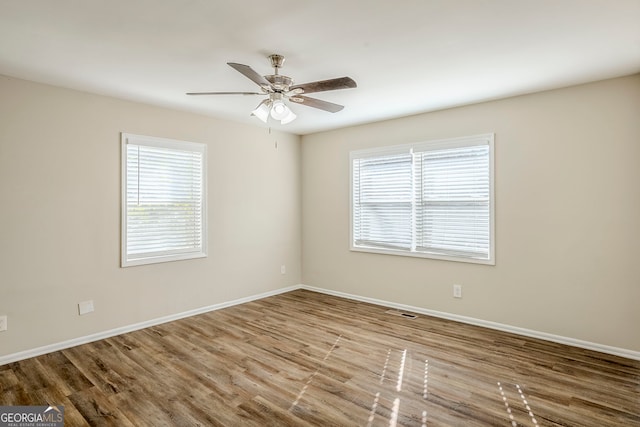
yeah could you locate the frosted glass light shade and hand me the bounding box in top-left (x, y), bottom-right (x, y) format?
top-left (280, 109), bottom-right (296, 124)
top-left (251, 100), bottom-right (271, 123)
top-left (270, 100), bottom-right (290, 120)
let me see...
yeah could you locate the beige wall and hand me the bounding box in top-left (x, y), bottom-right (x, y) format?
top-left (2, 73), bottom-right (638, 358)
top-left (301, 74), bottom-right (640, 352)
top-left (0, 76), bottom-right (301, 356)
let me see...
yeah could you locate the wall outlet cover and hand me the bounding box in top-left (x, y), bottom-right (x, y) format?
top-left (78, 300), bottom-right (94, 315)
top-left (453, 284), bottom-right (463, 298)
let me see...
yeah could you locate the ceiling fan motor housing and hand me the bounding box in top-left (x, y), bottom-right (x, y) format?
top-left (266, 74), bottom-right (293, 91)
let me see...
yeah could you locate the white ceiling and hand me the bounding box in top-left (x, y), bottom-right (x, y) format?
top-left (1, 1), bottom-right (639, 135)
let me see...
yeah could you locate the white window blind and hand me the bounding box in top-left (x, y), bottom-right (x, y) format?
top-left (415, 144), bottom-right (490, 259)
top-left (353, 152), bottom-right (413, 250)
top-left (121, 133), bottom-right (207, 267)
top-left (351, 134), bottom-right (494, 264)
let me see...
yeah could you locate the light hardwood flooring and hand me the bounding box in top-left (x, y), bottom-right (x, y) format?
top-left (1, 289), bottom-right (638, 426)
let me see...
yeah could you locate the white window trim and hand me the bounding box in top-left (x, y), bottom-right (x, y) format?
top-left (121, 133), bottom-right (207, 267)
top-left (350, 133), bottom-right (495, 265)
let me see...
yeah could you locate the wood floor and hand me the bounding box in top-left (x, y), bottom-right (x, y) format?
top-left (1, 290), bottom-right (638, 426)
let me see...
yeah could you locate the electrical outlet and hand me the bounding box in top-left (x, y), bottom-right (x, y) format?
top-left (78, 300), bottom-right (94, 315)
top-left (281, 265), bottom-right (286, 275)
top-left (0, 315), bottom-right (7, 332)
top-left (453, 284), bottom-right (462, 299)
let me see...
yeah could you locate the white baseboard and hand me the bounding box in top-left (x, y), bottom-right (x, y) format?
top-left (0, 285), bottom-right (299, 366)
top-left (299, 285), bottom-right (640, 361)
top-left (2, 283), bottom-right (638, 365)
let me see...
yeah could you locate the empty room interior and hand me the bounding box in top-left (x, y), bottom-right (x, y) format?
top-left (0, 1), bottom-right (639, 426)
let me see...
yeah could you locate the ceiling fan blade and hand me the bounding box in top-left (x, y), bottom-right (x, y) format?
top-left (186, 91), bottom-right (262, 95)
top-left (227, 62), bottom-right (272, 88)
top-left (289, 95), bottom-right (344, 113)
top-left (289, 77), bottom-right (356, 94)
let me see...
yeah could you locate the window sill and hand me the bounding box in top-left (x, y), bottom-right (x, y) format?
top-left (350, 245), bottom-right (495, 265)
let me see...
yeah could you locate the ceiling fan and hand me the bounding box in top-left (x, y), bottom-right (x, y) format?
top-left (187, 54), bottom-right (357, 124)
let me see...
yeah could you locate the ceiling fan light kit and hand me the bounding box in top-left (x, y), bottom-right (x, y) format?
top-left (187, 54), bottom-right (357, 125)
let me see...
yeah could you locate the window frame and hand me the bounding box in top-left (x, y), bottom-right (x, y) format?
top-left (350, 134), bottom-right (495, 265)
top-left (121, 133), bottom-right (207, 267)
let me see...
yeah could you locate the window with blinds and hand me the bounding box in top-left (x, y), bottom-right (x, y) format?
top-left (351, 134), bottom-right (494, 264)
top-left (121, 133), bottom-right (207, 267)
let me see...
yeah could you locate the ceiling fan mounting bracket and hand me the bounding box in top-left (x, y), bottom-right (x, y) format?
top-left (269, 54), bottom-right (285, 72)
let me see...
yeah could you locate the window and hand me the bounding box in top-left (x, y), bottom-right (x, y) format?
top-left (351, 134), bottom-right (494, 264)
top-left (121, 133), bottom-right (207, 267)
